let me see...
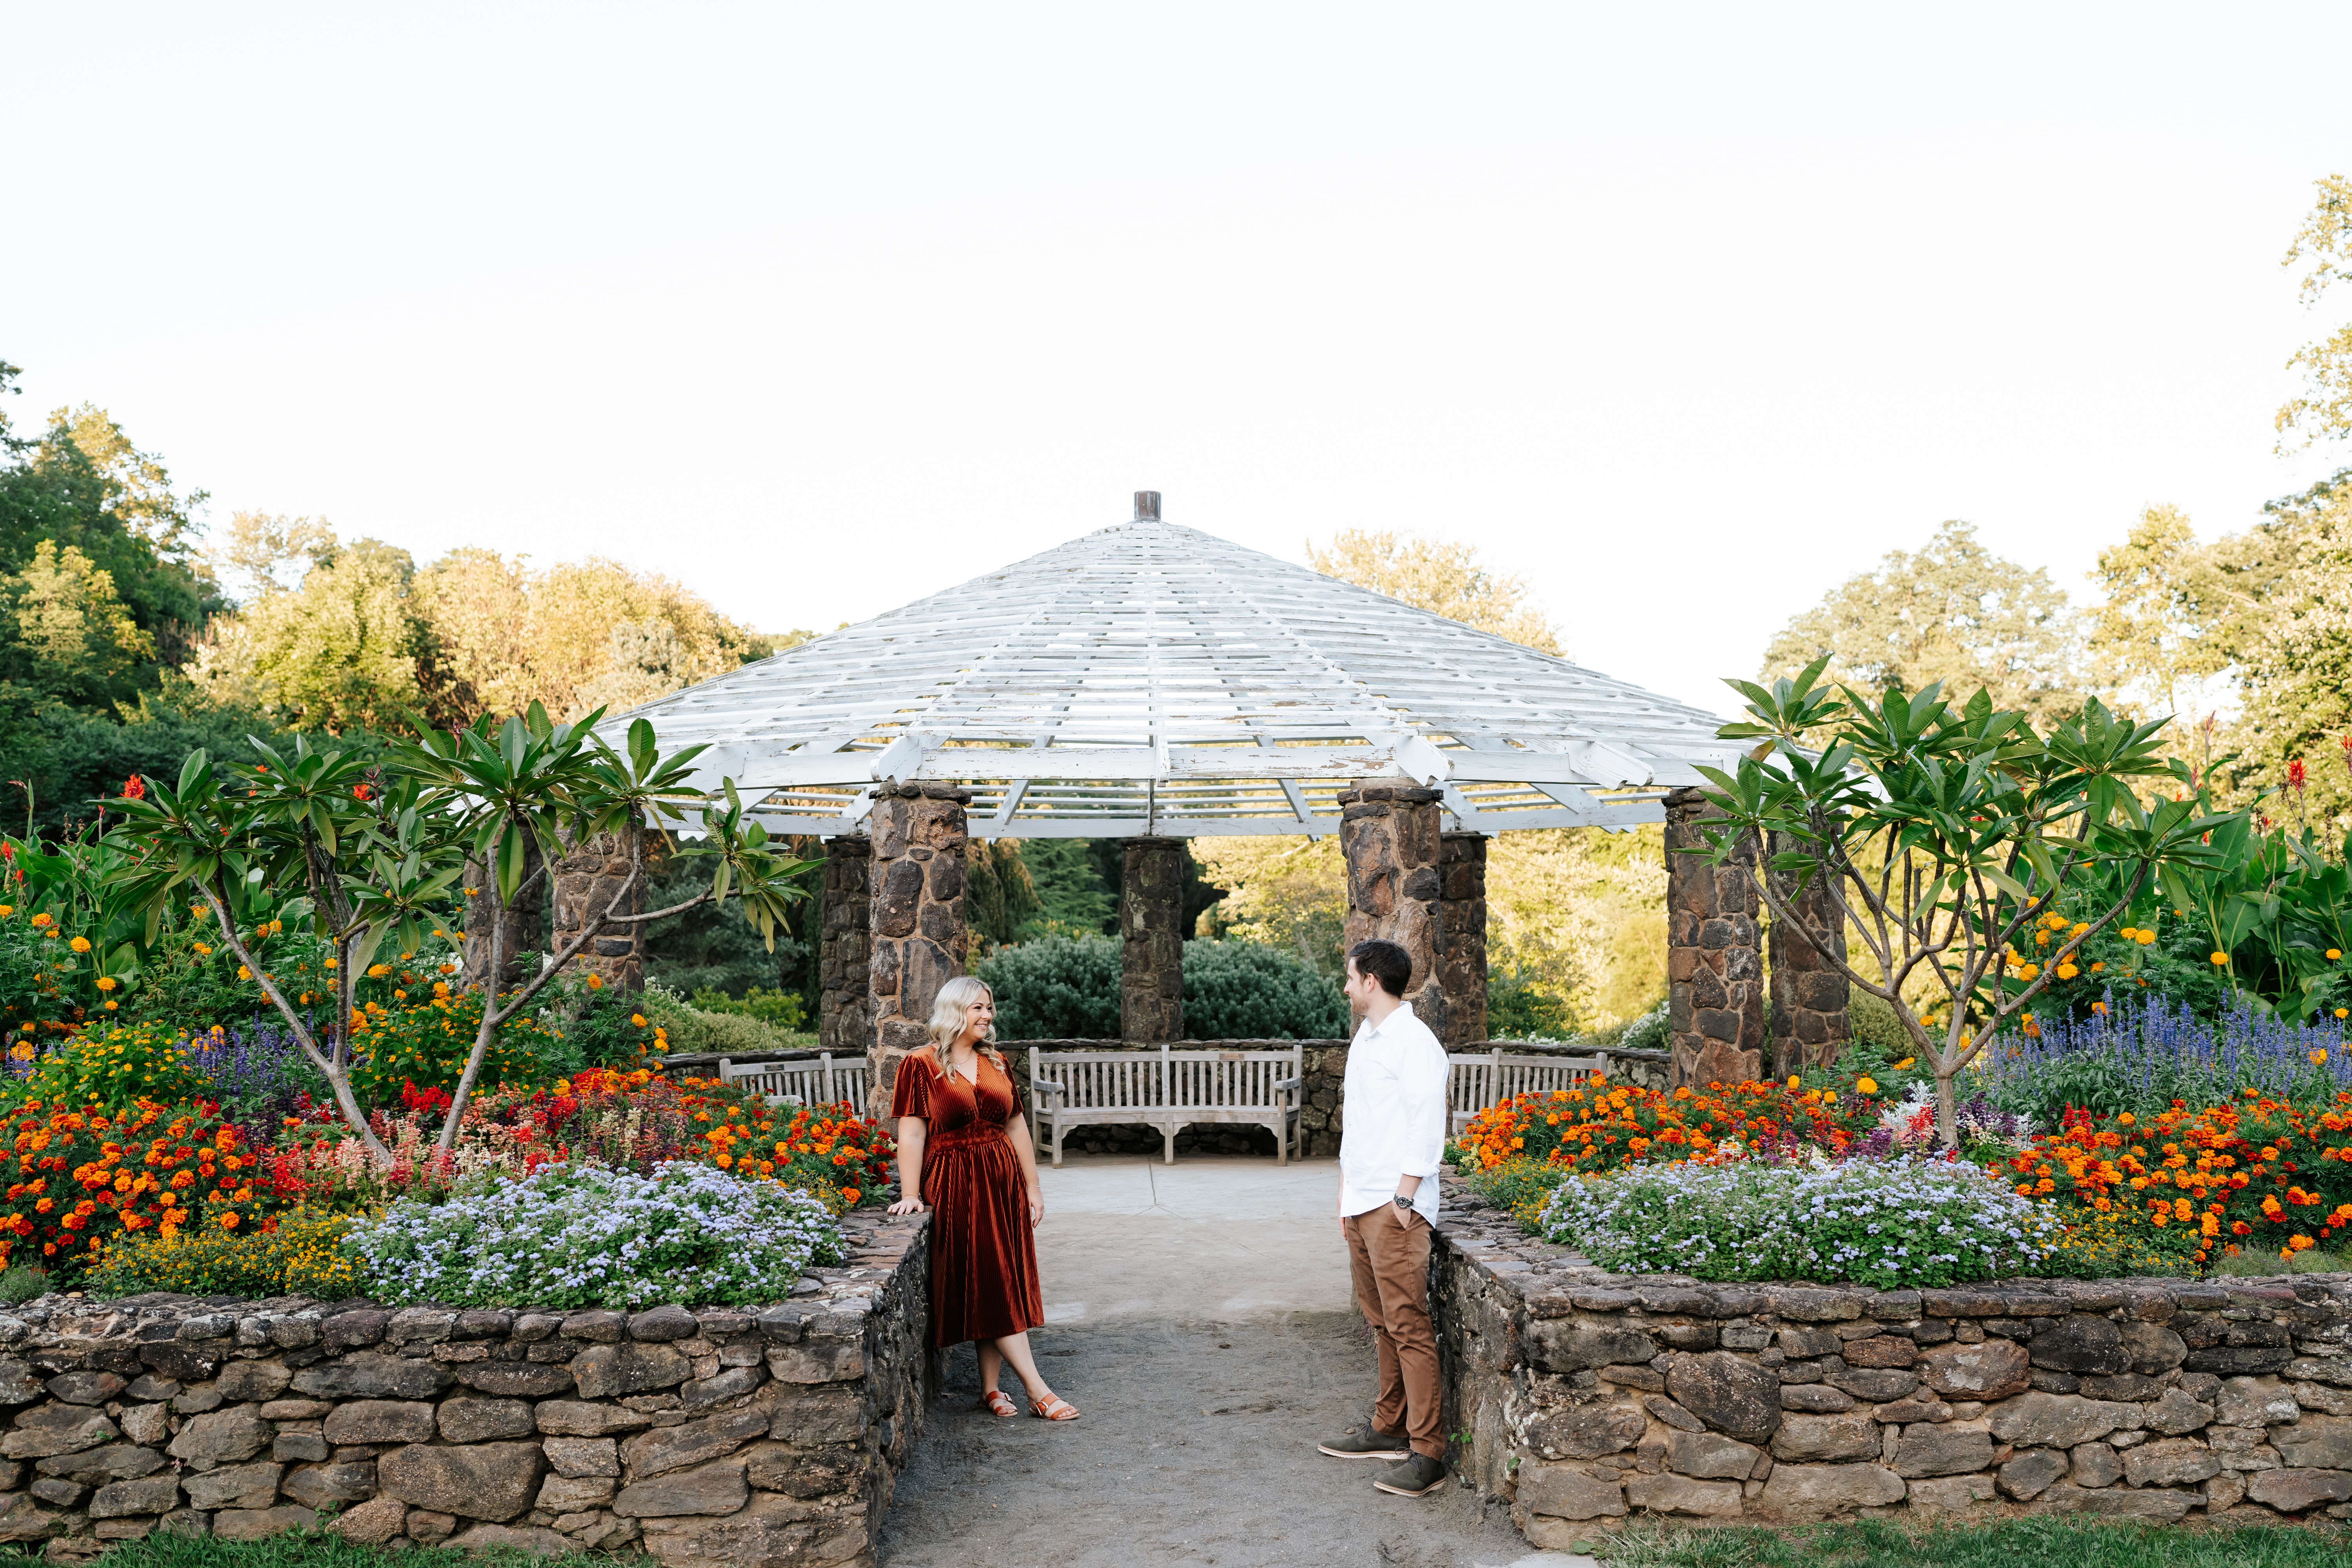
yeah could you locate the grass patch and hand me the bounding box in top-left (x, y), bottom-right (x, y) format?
top-left (2209, 1246), bottom-right (2352, 1277)
top-left (0, 1532), bottom-right (639, 1568)
top-left (1570, 1518), bottom-right (2347, 1568)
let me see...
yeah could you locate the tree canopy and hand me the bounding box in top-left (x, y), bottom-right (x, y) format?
top-left (1762, 520), bottom-right (2087, 728)
top-left (1306, 528), bottom-right (1562, 653)
top-left (2278, 174), bottom-right (2352, 451)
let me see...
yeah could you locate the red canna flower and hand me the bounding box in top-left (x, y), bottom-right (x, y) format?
top-left (2289, 758), bottom-right (2307, 792)
top-left (120, 775), bottom-right (145, 800)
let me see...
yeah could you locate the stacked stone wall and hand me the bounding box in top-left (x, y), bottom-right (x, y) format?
top-left (866, 786), bottom-right (971, 1119)
top-left (1338, 785), bottom-right (1447, 1038)
top-left (0, 1210), bottom-right (930, 1568)
top-left (1663, 788), bottom-right (1763, 1087)
top-left (1437, 834), bottom-right (1489, 1049)
top-left (1432, 1179), bottom-right (2352, 1544)
top-left (1766, 830), bottom-right (1850, 1078)
top-left (1118, 839), bottom-right (1185, 1044)
top-left (818, 837), bottom-right (872, 1057)
top-left (549, 830), bottom-right (648, 993)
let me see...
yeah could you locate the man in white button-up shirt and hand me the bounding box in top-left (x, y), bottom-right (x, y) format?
top-left (1317, 938), bottom-right (1451, 1498)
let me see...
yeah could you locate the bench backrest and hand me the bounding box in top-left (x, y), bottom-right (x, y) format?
top-left (1027, 1044), bottom-right (1304, 1109)
top-left (1026, 1049), bottom-right (1165, 1112)
top-left (1161, 1047), bottom-right (1301, 1109)
top-left (1446, 1049), bottom-right (1606, 1130)
top-left (716, 1053), bottom-right (870, 1111)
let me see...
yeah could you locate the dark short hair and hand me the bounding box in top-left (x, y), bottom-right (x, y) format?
top-left (1348, 939), bottom-right (1412, 998)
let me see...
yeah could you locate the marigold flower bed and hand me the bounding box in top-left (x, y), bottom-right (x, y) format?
top-left (0, 1101), bottom-right (278, 1280)
top-left (1458, 1079), bottom-right (1881, 1174)
top-left (1458, 1080), bottom-right (2352, 1279)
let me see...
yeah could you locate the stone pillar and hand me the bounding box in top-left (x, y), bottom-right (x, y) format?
top-left (1664, 787), bottom-right (1763, 1086)
top-left (547, 828), bottom-right (646, 992)
top-left (1767, 832), bottom-right (1852, 1078)
top-left (462, 838), bottom-right (546, 992)
top-left (1438, 832), bottom-right (1488, 1047)
top-left (819, 836), bottom-right (873, 1057)
top-left (867, 784), bottom-right (970, 1116)
top-left (1338, 783), bottom-right (1446, 1035)
top-left (1120, 837), bottom-right (1185, 1044)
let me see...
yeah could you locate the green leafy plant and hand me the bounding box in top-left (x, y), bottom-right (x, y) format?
top-left (1698, 662), bottom-right (2235, 1145)
top-left (100, 712), bottom-right (818, 1156)
top-left (88, 1205), bottom-right (360, 1299)
top-left (14, 1020), bottom-right (209, 1112)
top-left (975, 933), bottom-right (1121, 1039)
top-left (687, 986), bottom-right (806, 1029)
top-left (1180, 939), bottom-right (1348, 1039)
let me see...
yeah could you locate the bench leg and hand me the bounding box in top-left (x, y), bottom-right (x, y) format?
top-left (1162, 1122), bottom-right (1176, 1165)
top-left (1052, 1121), bottom-right (1067, 1169)
top-left (1275, 1114), bottom-right (1287, 1166)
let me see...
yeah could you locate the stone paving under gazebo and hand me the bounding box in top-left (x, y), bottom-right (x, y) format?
top-left (573, 492), bottom-right (1847, 1105)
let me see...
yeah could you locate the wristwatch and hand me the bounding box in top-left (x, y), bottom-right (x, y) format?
top-left (1392, 1194), bottom-right (1415, 1214)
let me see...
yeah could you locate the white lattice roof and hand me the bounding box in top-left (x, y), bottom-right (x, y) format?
top-left (619, 497), bottom-right (1744, 838)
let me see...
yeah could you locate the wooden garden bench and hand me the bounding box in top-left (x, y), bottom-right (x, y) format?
top-left (1445, 1048), bottom-right (1608, 1136)
top-left (1027, 1044), bottom-right (1305, 1167)
top-left (716, 1052), bottom-right (872, 1111)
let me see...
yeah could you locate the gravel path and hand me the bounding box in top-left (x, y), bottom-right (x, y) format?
top-left (878, 1310), bottom-right (1531, 1568)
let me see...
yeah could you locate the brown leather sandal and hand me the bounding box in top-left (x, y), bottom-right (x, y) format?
top-left (981, 1390), bottom-right (1017, 1417)
top-left (1030, 1393), bottom-right (1080, 1421)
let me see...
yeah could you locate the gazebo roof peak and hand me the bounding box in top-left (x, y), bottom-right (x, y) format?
top-left (621, 492), bottom-right (1745, 838)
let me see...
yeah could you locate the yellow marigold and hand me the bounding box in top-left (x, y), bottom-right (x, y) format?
top-left (69, 936), bottom-right (91, 953)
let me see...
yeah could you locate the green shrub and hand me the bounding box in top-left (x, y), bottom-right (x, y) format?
top-left (978, 934), bottom-right (1351, 1041)
top-left (976, 934), bottom-right (1121, 1039)
top-left (549, 989), bottom-right (671, 1070)
top-left (688, 987), bottom-right (807, 1030)
top-left (1847, 992), bottom-right (1913, 1056)
top-left (0, 1265), bottom-right (49, 1304)
top-left (1459, 1157), bottom-right (1570, 1229)
top-left (640, 987), bottom-right (813, 1056)
top-left (1487, 974), bottom-right (1576, 1041)
top-left (348, 988), bottom-right (567, 1107)
top-left (16, 1021), bottom-right (210, 1111)
top-left (1181, 939), bottom-right (1348, 1038)
top-left (89, 1206), bottom-right (361, 1300)
top-left (1613, 1001), bottom-right (1669, 1053)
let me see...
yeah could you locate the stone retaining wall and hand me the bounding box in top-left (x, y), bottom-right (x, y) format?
top-left (1432, 1178), bottom-right (2352, 1544)
top-left (0, 1209), bottom-right (931, 1568)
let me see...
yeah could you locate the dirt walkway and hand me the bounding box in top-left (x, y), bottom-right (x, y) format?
top-left (877, 1157), bottom-right (1545, 1568)
top-left (879, 1313), bottom-right (1531, 1567)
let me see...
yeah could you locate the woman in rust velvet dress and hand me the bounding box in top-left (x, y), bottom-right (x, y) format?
top-left (885, 976), bottom-right (1078, 1421)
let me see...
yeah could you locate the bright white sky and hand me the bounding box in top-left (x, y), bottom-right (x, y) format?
top-left (7, 3), bottom-right (2351, 717)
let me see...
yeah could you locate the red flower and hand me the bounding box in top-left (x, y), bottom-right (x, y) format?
top-left (2289, 758), bottom-right (2307, 792)
top-left (353, 784), bottom-right (372, 802)
top-left (120, 775), bottom-right (145, 800)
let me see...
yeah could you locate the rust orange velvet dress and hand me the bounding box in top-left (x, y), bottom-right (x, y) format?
top-left (891, 1051), bottom-right (1043, 1348)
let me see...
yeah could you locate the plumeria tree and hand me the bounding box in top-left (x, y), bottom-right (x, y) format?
top-left (103, 706), bottom-right (815, 1156)
top-left (1691, 660), bottom-right (2237, 1147)
top-left (395, 705), bottom-right (814, 1149)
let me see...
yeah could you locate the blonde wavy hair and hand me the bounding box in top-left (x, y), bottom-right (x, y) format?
top-left (926, 976), bottom-right (1006, 1073)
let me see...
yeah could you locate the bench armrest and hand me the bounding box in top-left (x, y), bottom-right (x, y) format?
top-left (1271, 1076), bottom-right (1303, 1091)
top-left (1032, 1078), bottom-right (1066, 1096)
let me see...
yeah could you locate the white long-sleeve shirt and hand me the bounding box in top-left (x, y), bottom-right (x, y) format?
top-left (1338, 1000), bottom-right (1448, 1223)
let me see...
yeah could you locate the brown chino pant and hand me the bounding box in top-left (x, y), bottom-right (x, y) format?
top-left (1343, 1202), bottom-right (1442, 1459)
